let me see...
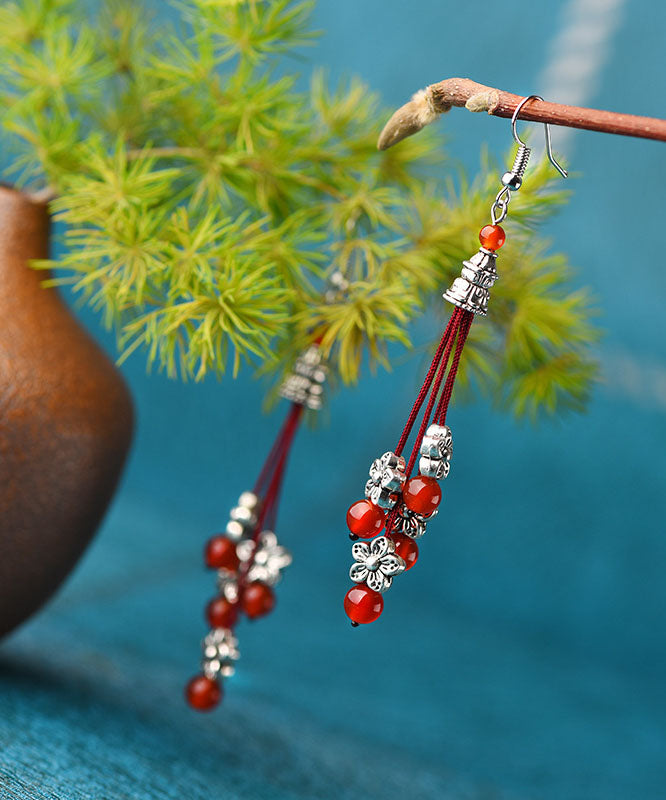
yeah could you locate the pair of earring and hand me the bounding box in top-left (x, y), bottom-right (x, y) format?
top-left (185, 96), bottom-right (568, 711)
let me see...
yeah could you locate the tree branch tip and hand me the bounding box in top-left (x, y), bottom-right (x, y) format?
top-left (377, 87), bottom-right (442, 151)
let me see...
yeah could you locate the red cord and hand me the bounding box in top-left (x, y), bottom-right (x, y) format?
top-left (238, 402), bottom-right (303, 590)
top-left (394, 309), bottom-right (461, 456)
top-left (435, 310), bottom-right (473, 425)
top-left (404, 313), bottom-right (462, 477)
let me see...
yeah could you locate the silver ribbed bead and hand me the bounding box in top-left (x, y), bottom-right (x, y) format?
top-left (443, 248), bottom-right (499, 316)
top-left (279, 345), bottom-right (328, 411)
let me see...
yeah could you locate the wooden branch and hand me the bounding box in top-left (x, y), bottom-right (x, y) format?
top-left (377, 77), bottom-right (666, 150)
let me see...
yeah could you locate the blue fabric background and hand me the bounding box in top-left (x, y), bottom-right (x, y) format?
top-left (1, 1), bottom-right (665, 798)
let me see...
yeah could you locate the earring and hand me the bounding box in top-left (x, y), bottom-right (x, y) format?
top-left (342, 96), bottom-right (568, 625)
top-left (184, 273), bottom-right (350, 711)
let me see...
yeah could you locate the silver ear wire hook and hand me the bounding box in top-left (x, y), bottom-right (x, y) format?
top-left (511, 95), bottom-right (568, 178)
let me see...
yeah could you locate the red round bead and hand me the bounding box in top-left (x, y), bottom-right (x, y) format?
top-left (389, 532), bottom-right (419, 571)
top-left (205, 536), bottom-right (240, 571)
top-left (241, 581), bottom-right (275, 619)
top-left (343, 585), bottom-right (384, 624)
top-left (346, 499), bottom-right (386, 539)
top-left (403, 475), bottom-right (442, 516)
top-left (206, 596), bottom-right (239, 629)
top-left (185, 674), bottom-right (222, 711)
top-left (479, 224), bottom-right (506, 250)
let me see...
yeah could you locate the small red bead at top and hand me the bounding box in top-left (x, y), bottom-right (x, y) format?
top-left (185, 674), bottom-right (222, 711)
top-left (206, 596), bottom-right (239, 629)
top-left (343, 585), bottom-right (384, 624)
top-left (205, 536), bottom-right (240, 571)
top-left (403, 475), bottom-right (442, 517)
top-left (479, 224), bottom-right (506, 250)
top-left (241, 581), bottom-right (275, 619)
top-left (389, 531), bottom-right (419, 571)
top-left (346, 499), bottom-right (386, 539)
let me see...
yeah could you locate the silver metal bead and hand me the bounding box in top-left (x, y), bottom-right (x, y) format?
top-left (365, 451), bottom-right (406, 510)
top-left (443, 248), bottom-right (499, 316)
top-left (217, 569), bottom-right (240, 602)
top-left (419, 454), bottom-right (450, 479)
top-left (279, 344), bottom-right (328, 411)
top-left (230, 505), bottom-right (257, 526)
top-left (236, 530), bottom-right (292, 586)
top-left (238, 491), bottom-right (260, 511)
top-left (202, 628), bottom-right (240, 679)
top-left (225, 519), bottom-right (247, 541)
top-left (501, 171), bottom-right (523, 190)
top-left (349, 536), bottom-right (405, 593)
top-left (393, 504), bottom-right (428, 539)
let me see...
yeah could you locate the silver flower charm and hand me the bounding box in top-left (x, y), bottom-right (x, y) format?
top-left (393, 503), bottom-right (430, 539)
top-left (202, 628), bottom-right (240, 679)
top-left (364, 451), bottom-right (406, 510)
top-left (349, 536), bottom-right (405, 593)
top-left (236, 530), bottom-right (292, 586)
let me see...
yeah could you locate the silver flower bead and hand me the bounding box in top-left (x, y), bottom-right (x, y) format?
top-left (393, 503), bottom-right (434, 539)
top-left (364, 451), bottom-right (406, 510)
top-left (236, 530), bottom-right (292, 586)
top-left (349, 536), bottom-right (405, 593)
top-left (202, 628), bottom-right (240, 679)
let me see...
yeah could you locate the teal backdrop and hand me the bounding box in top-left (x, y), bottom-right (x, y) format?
top-left (1, 1), bottom-right (665, 798)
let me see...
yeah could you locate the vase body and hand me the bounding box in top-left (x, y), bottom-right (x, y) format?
top-left (0, 186), bottom-right (133, 637)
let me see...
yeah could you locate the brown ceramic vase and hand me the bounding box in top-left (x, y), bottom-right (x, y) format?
top-left (0, 186), bottom-right (133, 638)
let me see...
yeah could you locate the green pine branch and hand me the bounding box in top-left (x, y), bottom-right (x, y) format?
top-left (0, 0), bottom-right (600, 419)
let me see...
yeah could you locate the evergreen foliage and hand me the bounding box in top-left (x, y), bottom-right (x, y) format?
top-left (0, 0), bottom-right (599, 418)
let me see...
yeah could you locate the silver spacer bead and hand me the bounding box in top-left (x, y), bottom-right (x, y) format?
top-left (418, 423), bottom-right (453, 479)
top-left (226, 491), bottom-right (262, 541)
top-left (419, 454), bottom-right (450, 479)
top-left (365, 451), bottom-right (406, 510)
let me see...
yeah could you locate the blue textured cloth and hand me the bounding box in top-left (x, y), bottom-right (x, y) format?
top-left (2, 1), bottom-right (666, 798)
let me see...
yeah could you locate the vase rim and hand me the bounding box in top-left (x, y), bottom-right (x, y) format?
top-left (0, 183), bottom-right (50, 209)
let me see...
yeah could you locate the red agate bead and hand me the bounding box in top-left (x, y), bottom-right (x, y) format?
top-left (344, 585), bottom-right (383, 624)
top-left (206, 596), bottom-right (239, 629)
top-left (403, 475), bottom-right (442, 516)
top-left (205, 536), bottom-right (240, 571)
top-left (346, 499), bottom-right (386, 539)
top-left (479, 224), bottom-right (506, 250)
top-left (185, 674), bottom-right (222, 711)
top-left (241, 581), bottom-right (275, 619)
top-left (389, 531), bottom-right (419, 571)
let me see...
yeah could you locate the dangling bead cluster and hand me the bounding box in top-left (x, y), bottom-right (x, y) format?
top-left (343, 208), bottom-right (512, 624)
top-left (186, 491), bottom-right (293, 711)
top-left (187, 339), bottom-right (329, 710)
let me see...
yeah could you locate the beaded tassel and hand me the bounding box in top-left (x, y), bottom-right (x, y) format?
top-left (342, 222), bottom-right (509, 625)
top-left (185, 354), bottom-right (323, 711)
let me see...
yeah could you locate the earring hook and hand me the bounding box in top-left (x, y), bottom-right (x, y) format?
top-left (511, 95), bottom-right (568, 179)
